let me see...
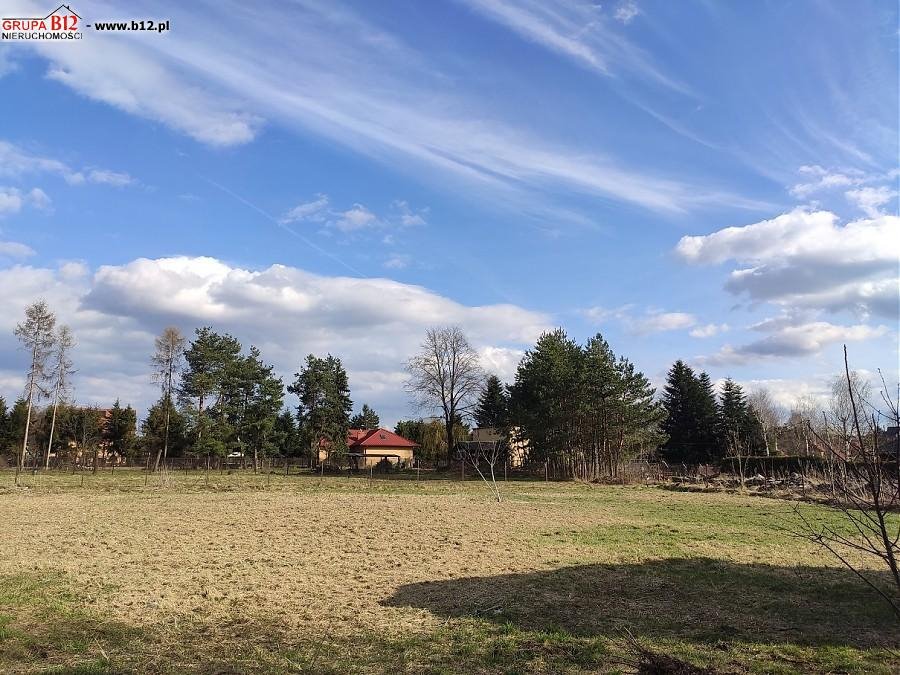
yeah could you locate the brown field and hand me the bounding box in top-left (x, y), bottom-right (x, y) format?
top-left (0, 470), bottom-right (897, 673)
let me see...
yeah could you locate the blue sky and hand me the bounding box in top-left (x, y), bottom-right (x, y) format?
top-left (0, 0), bottom-right (897, 425)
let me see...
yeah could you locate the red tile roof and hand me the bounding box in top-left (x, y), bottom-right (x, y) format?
top-left (348, 428), bottom-right (418, 448)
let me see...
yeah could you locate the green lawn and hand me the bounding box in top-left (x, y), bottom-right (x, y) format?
top-left (0, 469), bottom-right (896, 673)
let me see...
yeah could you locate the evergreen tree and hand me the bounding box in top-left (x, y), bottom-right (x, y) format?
top-left (394, 420), bottom-right (424, 445)
top-left (609, 356), bottom-right (667, 470)
top-left (509, 330), bottom-right (666, 478)
top-left (508, 329), bottom-right (584, 472)
top-left (350, 404), bottom-right (380, 429)
top-left (660, 362), bottom-right (720, 464)
top-left (473, 375), bottom-right (509, 430)
top-left (141, 397), bottom-right (189, 459)
top-left (7, 398), bottom-right (29, 457)
top-left (272, 409), bottom-right (302, 457)
top-left (180, 327), bottom-right (243, 459)
top-left (695, 371), bottom-right (721, 458)
top-left (718, 378), bottom-right (766, 455)
top-left (105, 399), bottom-right (137, 459)
top-left (289, 354), bottom-right (353, 466)
top-left (241, 347), bottom-right (284, 470)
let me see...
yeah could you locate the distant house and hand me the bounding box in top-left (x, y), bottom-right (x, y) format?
top-left (471, 427), bottom-right (529, 467)
top-left (319, 428), bottom-right (419, 468)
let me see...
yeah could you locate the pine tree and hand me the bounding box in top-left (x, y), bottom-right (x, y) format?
top-left (508, 329), bottom-right (583, 473)
top-left (289, 354), bottom-right (353, 467)
top-left (272, 410), bottom-right (301, 457)
top-left (180, 327), bottom-right (243, 462)
top-left (242, 347), bottom-right (284, 471)
top-left (661, 360), bottom-right (699, 464)
top-left (142, 397), bottom-right (189, 459)
top-left (394, 420), bottom-right (424, 445)
top-left (7, 398), bottom-right (29, 455)
top-left (718, 378), bottom-right (765, 456)
top-left (105, 400), bottom-right (137, 459)
top-left (350, 404), bottom-right (380, 430)
top-left (695, 371), bottom-right (721, 461)
top-left (473, 375), bottom-right (509, 430)
top-left (610, 356), bottom-right (666, 472)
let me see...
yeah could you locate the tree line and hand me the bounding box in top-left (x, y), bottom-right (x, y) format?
top-left (6, 299), bottom-right (885, 478)
top-left (3, 300), bottom-right (387, 472)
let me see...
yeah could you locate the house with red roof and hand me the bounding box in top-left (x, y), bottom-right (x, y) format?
top-left (318, 428), bottom-right (419, 468)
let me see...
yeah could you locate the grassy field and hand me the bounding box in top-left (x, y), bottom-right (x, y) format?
top-left (0, 469), bottom-right (896, 674)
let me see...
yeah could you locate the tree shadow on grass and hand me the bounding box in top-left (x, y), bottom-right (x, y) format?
top-left (383, 557), bottom-right (899, 650)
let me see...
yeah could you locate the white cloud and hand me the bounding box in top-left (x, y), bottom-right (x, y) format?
top-left (335, 204), bottom-right (377, 231)
top-left (614, 1), bottom-right (641, 24)
top-left (0, 140), bottom-right (134, 187)
top-left (26, 187), bottom-right (52, 210)
top-left (0, 256), bottom-right (551, 425)
top-left (392, 200), bottom-right (427, 226)
top-left (789, 166), bottom-right (864, 198)
top-left (279, 194), bottom-right (330, 224)
top-left (0, 188), bottom-right (23, 216)
top-left (478, 345), bottom-right (524, 383)
top-left (689, 323), bottom-right (728, 338)
top-left (280, 195), bottom-right (426, 234)
top-left (676, 209), bottom-right (899, 318)
top-left (585, 305), bottom-right (697, 334)
top-left (0, 240), bottom-right (35, 258)
top-left (85, 169), bottom-right (135, 187)
top-left (0, 186), bottom-right (52, 216)
top-left (383, 254), bottom-right (410, 269)
top-left (845, 185), bottom-right (898, 218)
top-left (736, 378), bottom-right (830, 411)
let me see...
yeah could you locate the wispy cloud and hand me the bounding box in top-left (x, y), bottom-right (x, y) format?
top-left (0, 186), bottom-right (52, 216)
top-left (584, 305), bottom-right (698, 334)
top-left (10, 1), bottom-right (759, 217)
top-left (0, 140), bottom-right (135, 187)
top-left (0, 240), bottom-right (36, 258)
top-left (278, 194), bottom-right (426, 233)
top-left (458, 0), bottom-right (686, 92)
top-left (279, 194), bottom-right (330, 224)
top-left (689, 323), bottom-right (728, 338)
top-left (614, 1), bottom-right (641, 24)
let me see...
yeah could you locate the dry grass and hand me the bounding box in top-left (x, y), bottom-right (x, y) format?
top-left (0, 470), bottom-right (897, 673)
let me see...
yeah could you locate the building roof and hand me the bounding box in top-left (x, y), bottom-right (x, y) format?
top-left (349, 428), bottom-right (419, 448)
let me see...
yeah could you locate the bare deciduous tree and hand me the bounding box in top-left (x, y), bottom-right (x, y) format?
top-left (792, 346), bottom-right (900, 618)
top-left (748, 387), bottom-right (784, 457)
top-left (788, 395), bottom-right (820, 457)
top-left (14, 300), bottom-right (56, 480)
top-left (828, 370), bottom-right (873, 445)
top-left (44, 325), bottom-right (75, 469)
top-left (406, 326), bottom-right (483, 466)
top-left (151, 326), bottom-right (186, 472)
top-left (458, 438), bottom-right (505, 502)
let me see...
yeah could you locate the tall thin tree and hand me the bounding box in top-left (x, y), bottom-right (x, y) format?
top-left (151, 326), bottom-right (186, 472)
top-left (14, 300), bottom-right (56, 478)
top-left (44, 324), bottom-right (75, 469)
